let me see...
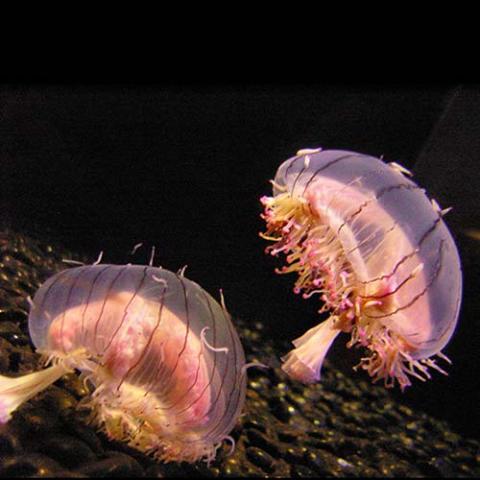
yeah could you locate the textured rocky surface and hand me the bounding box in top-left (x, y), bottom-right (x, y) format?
top-left (0, 229), bottom-right (479, 477)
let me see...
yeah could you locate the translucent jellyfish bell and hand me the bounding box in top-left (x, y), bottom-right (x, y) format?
top-left (0, 264), bottom-right (248, 464)
top-left (261, 148), bottom-right (462, 390)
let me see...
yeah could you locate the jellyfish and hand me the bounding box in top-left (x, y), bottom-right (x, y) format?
top-left (0, 263), bottom-right (247, 463)
top-left (260, 148), bottom-right (462, 390)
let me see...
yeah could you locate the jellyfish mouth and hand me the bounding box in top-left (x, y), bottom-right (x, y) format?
top-left (0, 348), bottom-right (88, 425)
top-left (280, 316), bottom-right (341, 383)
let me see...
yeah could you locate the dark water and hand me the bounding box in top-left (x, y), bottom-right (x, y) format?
top-left (1, 84), bottom-right (478, 442)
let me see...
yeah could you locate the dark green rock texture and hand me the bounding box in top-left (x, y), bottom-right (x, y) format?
top-left (0, 229), bottom-right (479, 478)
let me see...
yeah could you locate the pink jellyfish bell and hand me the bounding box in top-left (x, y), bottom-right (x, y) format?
top-left (261, 148), bottom-right (462, 390)
top-left (0, 263), bottom-right (248, 464)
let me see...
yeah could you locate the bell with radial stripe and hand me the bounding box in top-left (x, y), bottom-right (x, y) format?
top-left (260, 148), bottom-right (462, 390)
top-left (0, 263), bottom-right (247, 464)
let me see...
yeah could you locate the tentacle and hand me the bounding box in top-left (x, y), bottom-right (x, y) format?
top-left (62, 258), bottom-right (85, 266)
top-left (241, 361), bottom-right (269, 377)
top-left (93, 251), bottom-right (104, 265)
top-left (131, 243), bottom-right (143, 255)
top-left (223, 435), bottom-right (236, 456)
top-left (200, 327), bottom-right (229, 354)
top-left (149, 246), bottom-right (156, 266)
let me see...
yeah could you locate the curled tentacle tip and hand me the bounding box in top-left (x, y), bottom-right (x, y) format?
top-left (241, 361), bottom-right (270, 377)
top-left (177, 265), bottom-right (188, 277)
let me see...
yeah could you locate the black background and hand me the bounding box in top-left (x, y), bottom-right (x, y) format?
top-left (1, 84), bottom-right (478, 439)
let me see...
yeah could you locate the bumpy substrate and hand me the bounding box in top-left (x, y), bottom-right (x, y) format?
top-left (0, 229), bottom-right (479, 478)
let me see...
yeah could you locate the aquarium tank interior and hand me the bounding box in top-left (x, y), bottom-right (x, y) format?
top-left (0, 84), bottom-right (479, 477)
